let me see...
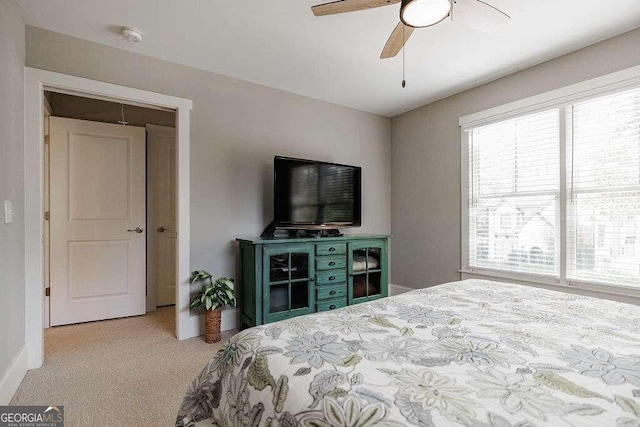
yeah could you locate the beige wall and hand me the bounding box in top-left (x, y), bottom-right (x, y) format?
top-left (0, 0), bottom-right (26, 380)
top-left (391, 27), bottom-right (640, 289)
top-left (26, 27), bottom-right (391, 296)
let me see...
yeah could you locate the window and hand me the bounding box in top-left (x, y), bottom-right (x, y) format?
top-left (568, 89), bottom-right (640, 287)
top-left (464, 85), bottom-right (640, 290)
top-left (469, 110), bottom-right (559, 276)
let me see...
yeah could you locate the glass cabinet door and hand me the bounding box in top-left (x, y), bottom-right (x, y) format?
top-left (348, 240), bottom-right (388, 304)
top-left (263, 244), bottom-right (315, 323)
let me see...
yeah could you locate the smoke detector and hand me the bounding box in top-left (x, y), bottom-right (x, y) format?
top-left (121, 27), bottom-right (143, 43)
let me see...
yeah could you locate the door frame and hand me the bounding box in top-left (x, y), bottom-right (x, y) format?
top-left (24, 67), bottom-right (193, 369)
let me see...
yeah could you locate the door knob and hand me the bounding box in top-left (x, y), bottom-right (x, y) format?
top-left (127, 227), bottom-right (144, 233)
top-left (158, 226), bottom-right (172, 233)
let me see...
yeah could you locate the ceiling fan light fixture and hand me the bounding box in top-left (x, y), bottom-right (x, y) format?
top-left (400, 0), bottom-right (452, 28)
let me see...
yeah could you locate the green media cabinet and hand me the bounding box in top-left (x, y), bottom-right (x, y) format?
top-left (236, 235), bottom-right (389, 328)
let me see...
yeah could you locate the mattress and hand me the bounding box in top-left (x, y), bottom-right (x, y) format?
top-left (177, 279), bottom-right (640, 426)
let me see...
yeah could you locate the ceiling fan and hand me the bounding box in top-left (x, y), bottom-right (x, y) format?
top-left (311, 0), bottom-right (511, 59)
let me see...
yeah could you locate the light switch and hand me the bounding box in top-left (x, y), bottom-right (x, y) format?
top-left (4, 201), bottom-right (13, 224)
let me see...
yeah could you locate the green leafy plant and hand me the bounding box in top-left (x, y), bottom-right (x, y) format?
top-left (189, 270), bottom-right (236, 311)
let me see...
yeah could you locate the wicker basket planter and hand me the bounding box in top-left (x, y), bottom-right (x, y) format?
top-left (204, 308), bottom-right (222, 343)
top-left (190, 271), bottom-right (236, 344)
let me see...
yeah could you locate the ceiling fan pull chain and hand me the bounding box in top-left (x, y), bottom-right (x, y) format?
top-left (402, 25), bottom-right (406, 88)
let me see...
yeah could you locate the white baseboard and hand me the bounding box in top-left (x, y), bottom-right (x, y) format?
top-left (390, 283), bottom-right (414, 296)
top-left (0, 346), bottom-right (28, 405)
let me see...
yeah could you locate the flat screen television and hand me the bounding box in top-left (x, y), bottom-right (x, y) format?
top-left (274, 156), bottom-right (362, 229)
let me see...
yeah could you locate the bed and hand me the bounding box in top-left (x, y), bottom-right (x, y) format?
top-left (177, 279), bottom-right (640, 426)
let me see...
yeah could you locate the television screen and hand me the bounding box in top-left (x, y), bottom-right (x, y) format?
top-left (274, 156), bottom-right (361, 227)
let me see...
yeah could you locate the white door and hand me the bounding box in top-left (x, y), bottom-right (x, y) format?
top-left (147, 125), bottom-right (177, 307)
top-left (50, 117), bottom-right (146, 326)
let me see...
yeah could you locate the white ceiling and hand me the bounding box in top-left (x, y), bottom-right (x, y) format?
top-left (17, 0), bottom-right (640, 117)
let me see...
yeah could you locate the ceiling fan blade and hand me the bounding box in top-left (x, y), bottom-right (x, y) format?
top-left (380, 22), bottom-right (414, 59)
top-left (453, 0), bottom-right (510, 34)
top-left (312, 0), bottom-right (401, 16)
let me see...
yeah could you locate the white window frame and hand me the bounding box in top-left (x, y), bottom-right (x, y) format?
top-left (460, 64), bottom-right (640, 299)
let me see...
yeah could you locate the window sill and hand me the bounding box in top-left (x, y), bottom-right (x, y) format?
top-left (459, 268), bottom-right (559, 286)
top-left (459, 268), bottom-right (640, 301)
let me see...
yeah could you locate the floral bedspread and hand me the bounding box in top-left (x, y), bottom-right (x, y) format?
top-left (177, 279), bottom-right (640, 426)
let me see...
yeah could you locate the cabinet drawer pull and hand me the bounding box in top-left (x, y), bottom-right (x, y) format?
top-left (329, 261), bottom-right (335, 266)
top-left (329, 290), bottom-right (336, 295)
top-left (329, 276), bottom-right (335, 281)
top-left (329, 304), bottom-right (337, 310)
top-left (329, 247), bottom-right (336, 252)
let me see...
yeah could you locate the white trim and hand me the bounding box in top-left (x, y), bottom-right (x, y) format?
top-left (390, 283), bottom-right (414, 295)
top-left (24, 67), bottom-right (193, 369)
top-left (33, 69), bottom-right (192, 111)
top-left (460, 128), bottom-right (470, 273)
top-left (461, 270), bottom-right (640, 303)
top-left (460, 268), bottom-right (559, 286)
top-left (0, 346), bottom-right (27, 405)
top-left (459, 64), bottom-right (640, 130)
top-left (558, 107), bottom-right (567, 286)
top-left (175, 106), bottom-right (192, 342)
top-left (24, 74), bottom-right (45, 369)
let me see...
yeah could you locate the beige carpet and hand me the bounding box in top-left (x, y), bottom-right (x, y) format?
top-left (11, 307), bottom-right (234, 426)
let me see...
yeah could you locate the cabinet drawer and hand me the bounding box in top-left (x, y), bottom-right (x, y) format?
top-left (316, 270), bottom-right (347, 285)
top-left (317, 297), bottom-right (347, 312)
top-left (316, 243), bottom-right (346, 256)
top-left (317, 284), bottom-right (347, 301)
top-left (316, 256), bottom-right (346, 271)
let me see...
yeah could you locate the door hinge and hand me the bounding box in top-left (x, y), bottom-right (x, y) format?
top-left (45, 211), bottom-right (50, 221)
top-left (44, 135), bottom-right (50, 145)
top-left (45, 287), bottom-right (50, 297)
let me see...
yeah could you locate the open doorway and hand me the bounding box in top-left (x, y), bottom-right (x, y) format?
top-left (25, 68), bottom-right (193, 369)
top-left (43, 92), bottom-right (177, 330)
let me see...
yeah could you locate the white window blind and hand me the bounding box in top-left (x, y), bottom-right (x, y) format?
top-left (469, 110), bottom-right (559, 276)
top-left (465, 84), bottom-right (640, 290)
top-left (568, 88), bottom-right (640, 287)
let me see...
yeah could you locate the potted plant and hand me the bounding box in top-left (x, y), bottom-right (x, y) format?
top-left (190, 270), bottom-right (236, 343)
